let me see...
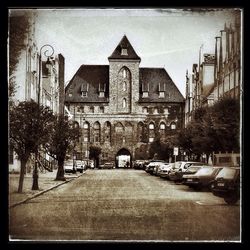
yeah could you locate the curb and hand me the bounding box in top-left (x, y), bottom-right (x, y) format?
top-left (9, 172), bottom-right (85, 209)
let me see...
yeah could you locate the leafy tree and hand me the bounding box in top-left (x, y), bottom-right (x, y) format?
top-left (9, 10), bottom-right (32, 98)
top-left (89, 146), bottom-right (102, 168)
top-left (9, 101), bottom-right (54, 193)
top-left (148, 137), bottom-right (172, 161)
top-left (44, 115), bottom-right (81, 181)
top-left (135, 144), bottom-right (149, 160)
top-left (176, 97), bottom-right (240, 161)
top-left (210, 97), bottom-right (240, 152)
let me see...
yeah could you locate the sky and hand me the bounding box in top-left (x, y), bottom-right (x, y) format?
top-left (32, 8), bottom-right (240, 96)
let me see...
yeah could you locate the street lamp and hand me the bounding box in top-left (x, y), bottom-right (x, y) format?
top-left (32, 44), bottom-right (54, 190)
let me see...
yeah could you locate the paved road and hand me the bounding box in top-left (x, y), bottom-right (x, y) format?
top-left (9, 169), bottom-right (241, 242)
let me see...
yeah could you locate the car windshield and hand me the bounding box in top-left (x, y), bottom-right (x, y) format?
top-left (65, 160), bottom-right (73, 165)
top-left (195, 167), bottom-right (213, 176)
top-left (216, 167), bottom-right (237, 179)
top-left (186, 166), bottom-right (200, 172)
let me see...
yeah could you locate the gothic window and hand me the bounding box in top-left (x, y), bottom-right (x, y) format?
top-left (115, 122), bottom-right (124, 145)
top-left (137, 122), bottom-right (144, 142)
top-left (104, 121), bottom-right (111, 143)
top-left (125, 122), bottom-right (133, 144)
top-left (93, 122), bottom-right (101, 143)
top-left (149, 122), bottom-right (155, 142)
top-left (83, 122), bottom-right (90, 142)
top-left (171, 122), bottom-right (176, 130)
top-left (159, 122), bottom-right (166, 138)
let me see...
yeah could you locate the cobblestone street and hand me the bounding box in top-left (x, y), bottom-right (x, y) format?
top-left (9, 169), bottom-right (241, 242)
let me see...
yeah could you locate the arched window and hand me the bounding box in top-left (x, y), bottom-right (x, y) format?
top-left (115, 122), bottom-right (124, 145)
top-left (125, 122), bottom-right (133, 143)
top-left (160, 123), bottom-right (166, 130)
top-left (149, 122), bottom-right (155, 142)
top-left (149, 123), bottom-right (154, 130)
top-left (159, 122), bottom-right (166, 138)
top-left (123, 98), bottom-right (127, 108)
top-left (137, 122), bottom-right (144, 142)
top-left (143, 107), bottom-right (148, 113)
top-left (83, 122), bottom-right (90, 142)
top-left (171, 122), bottom-right (176, 130)
top-left (104, 121), bottom-right (111, 143)
top-left (154, 107), bottom-right (158, 114)
top-left (93, 122), bottom-right (101, 143)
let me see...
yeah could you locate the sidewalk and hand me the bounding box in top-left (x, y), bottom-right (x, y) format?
top-left (9, 170), bottom-right (84, 208)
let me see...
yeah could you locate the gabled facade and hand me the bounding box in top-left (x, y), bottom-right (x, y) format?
top-left (65, 35), bottom-right (185, 166)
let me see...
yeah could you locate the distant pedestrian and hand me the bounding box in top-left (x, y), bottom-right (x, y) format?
top-left (126, 161), bottom-right (130, 168)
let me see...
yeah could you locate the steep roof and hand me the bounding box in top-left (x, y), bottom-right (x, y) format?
top-left (65, 65), bottom-right (109, 103)
top-left (139, 68), bottom-right (185, 103)
top-left (108, 35), bottom-right (141, 61)
top-left (65, 65), bottom-right (184, 104)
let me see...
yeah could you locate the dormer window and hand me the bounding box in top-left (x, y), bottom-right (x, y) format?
top-left (142, 82), bottom-right (149, 98)
top-left (81, 82), bottom-right (89, 98)
top-left (99, 83), bottom-right (106, 98)
top-left (158, 83), bottom-right (165, 98)
top-left (121, 48), bottom-right (128, 55)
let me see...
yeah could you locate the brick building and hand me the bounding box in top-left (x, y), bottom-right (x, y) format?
top-left (65, 35), bottom-right (185, 167)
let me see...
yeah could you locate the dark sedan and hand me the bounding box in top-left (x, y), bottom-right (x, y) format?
top-left (182, 166), bottom-right (223, 190)
top-left (212, 167), bottom-right (240, 205)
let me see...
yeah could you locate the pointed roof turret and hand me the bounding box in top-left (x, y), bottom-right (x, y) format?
top-left (108, 35), bottom-right (141, 61)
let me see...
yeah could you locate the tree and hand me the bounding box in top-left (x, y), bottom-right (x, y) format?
top-left (44, 115), bottom-right (81, 181)
top-left (210, 97), bottom-right (240, 152)
top-left (9, 101), bottom-right (54, 193)
top-left (89, 146), bottom-right (102, 168)
top-left (176, 97), bottom-right (240, 161)
top-left (148, 136), bottom-right (172, 161)
top-left (9, 10), bottom-right (32, 98)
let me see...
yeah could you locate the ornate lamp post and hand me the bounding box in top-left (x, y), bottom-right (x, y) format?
top-left (32, 44), bottom-right (54, 190)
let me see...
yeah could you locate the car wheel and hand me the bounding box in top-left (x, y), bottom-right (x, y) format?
top-left (224, 195), bottom-right (239, 205)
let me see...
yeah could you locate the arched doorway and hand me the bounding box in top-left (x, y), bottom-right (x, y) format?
top-left (115, 148), bottom-right (132, 168)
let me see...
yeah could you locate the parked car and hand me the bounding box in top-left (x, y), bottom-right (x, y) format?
top-left (212, 167), bottom-right (240, 205)
top-left (75, 160), bottom-right (86, 173)
top-left (99, 162), bottom-right (115, 169)
top-left (158, 163), bottom-right (175, 179)
top-left (169, 161), bottom-right (208, 182)
top-left (145, 160), bottom-right (165, 174)
top-left (182, 166), bottom-right (223, 190)
top-left (64, 159), bottom-right (77, 173)
top-left (133, 160), bottom-right (146, 170)
top-left (153, 162), bottom-right (170, 176)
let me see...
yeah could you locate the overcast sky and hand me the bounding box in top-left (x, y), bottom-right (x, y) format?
top-left (33, 8), bottom-right (239, 96)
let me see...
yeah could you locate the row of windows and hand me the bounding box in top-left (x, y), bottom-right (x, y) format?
top-left (73, 105), bottom-right (174, 114)
top-left (143, 107), bottom-right (170, 115)
top-left (78, 120), bottom-right (176, 143)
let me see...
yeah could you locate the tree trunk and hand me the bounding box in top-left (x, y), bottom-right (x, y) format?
top-left (55, 158), bottom-right (66, 181)
top-left (32, 157), bottom-right (39, 190)
top-left (18, 159), bottom-right (27, 193)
